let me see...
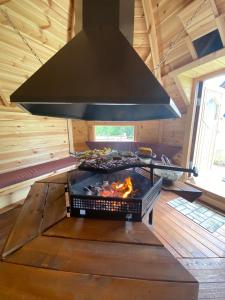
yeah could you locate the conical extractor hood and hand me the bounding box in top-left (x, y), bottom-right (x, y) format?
top-left (10, 0), bottom-right (181, 121)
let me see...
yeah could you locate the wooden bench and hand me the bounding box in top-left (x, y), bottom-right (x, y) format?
top-left (0, 157), bottom-right (79, 210)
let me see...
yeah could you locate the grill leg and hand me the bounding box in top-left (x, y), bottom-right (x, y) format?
top-left (148, 210), bottom-right (153, 225)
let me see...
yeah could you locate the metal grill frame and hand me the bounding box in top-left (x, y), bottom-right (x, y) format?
top-left (69, 168), bottom-right (162, 221)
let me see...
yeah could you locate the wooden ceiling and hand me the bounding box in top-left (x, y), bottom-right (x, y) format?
top-left (0, 0), bottom-right (225, 113)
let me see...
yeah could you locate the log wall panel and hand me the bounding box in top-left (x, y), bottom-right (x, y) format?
top-left (0, 105), bottom-right (70, 174)
top-left (72, 120), bottom-right (162, 152)
top-left (159, 115), bottom-right (187, 165)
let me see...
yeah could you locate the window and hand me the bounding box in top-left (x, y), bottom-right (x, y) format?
top-left (95, 125), bottom-right (135, 141)
top-left (193, 30), bottom-right (223, 58)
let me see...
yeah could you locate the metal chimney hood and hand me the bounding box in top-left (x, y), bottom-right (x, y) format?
top-left (10, 0), bottom-right (181, 121)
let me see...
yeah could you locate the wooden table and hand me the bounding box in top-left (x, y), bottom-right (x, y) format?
top-left (0, 172), bottom-right (199, 300)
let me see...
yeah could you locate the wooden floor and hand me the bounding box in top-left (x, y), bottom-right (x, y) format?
top-left (1, 191), bottom-right (225, 299)
top-left (151, 191), bottom-right (225, 300)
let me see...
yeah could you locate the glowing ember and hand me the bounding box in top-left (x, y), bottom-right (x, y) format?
top-left (100, 177), bottom-right (133, 198)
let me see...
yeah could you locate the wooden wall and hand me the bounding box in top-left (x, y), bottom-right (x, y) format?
top-left (72, 120), bottom-right (160, 150)
top-left (71, 105), bottom-right (187, 167)
top-left (72, 118), bottom-right (186, 165)
top-left (159, 116), bottom-right (187, 164)
top-left (0, 105), bottom-right (70, 174)
top-left (0, 0), bottom-right (71, 177)
top-left (0, 0), bottom-right (224, 211)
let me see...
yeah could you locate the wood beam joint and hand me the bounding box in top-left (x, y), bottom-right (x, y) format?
top-left (142, 0), bottom-right (161, 82)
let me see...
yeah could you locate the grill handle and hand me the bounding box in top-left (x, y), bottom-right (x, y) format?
top-left (149, 163), bottom-right (198, 177)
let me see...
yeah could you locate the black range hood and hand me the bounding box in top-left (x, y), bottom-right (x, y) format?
top-left (10, 0), bottom-right (181, 121)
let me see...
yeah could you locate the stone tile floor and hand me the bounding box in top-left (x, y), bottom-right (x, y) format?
top-left (168, 198), bottom-right (225, 233)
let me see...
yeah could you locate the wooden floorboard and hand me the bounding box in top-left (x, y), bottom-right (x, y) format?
top-left (152, 191), bottom-right (225, 258)
top-left (150, 191), bottom-right (225, 300)
top-left (155, 205), bottom-right (225, 257)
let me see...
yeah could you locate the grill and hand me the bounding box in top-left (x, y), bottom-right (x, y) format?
top-left (68, 168), bottom-right (162, 222)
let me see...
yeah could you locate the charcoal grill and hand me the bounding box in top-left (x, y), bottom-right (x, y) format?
top-left (67, 159), bottom-right (198, 223)
top-left (68, 168), bottom-right (162, 222)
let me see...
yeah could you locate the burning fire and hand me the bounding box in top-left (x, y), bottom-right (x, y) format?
top-left (100, 177), bottom-right (133, 198)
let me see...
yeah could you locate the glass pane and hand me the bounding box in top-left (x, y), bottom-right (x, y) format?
top-left (95, 126), bottom-right (135, 141)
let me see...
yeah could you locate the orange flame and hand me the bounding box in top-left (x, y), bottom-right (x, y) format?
top-left (100, 177), bottom-right (133, 198)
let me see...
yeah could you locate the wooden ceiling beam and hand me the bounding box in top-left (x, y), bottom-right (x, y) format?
top-left (67, 0), bottom-right (75, 42)
top-left (184, 36), bottom-right (198, 60)
top-left (209, 0), bottom-right (219, 16)
top-left (216, 15), bottom-right (225, 47)
top-left (145, 51), bottom-right (152, 64)
top-left (142, 0), bottom-right (161, 82)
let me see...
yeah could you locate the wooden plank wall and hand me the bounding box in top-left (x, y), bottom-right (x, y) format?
top-left (72, 118), bottom-right (186, 165)
top-left (72, 120), bottom-right (162, 151)
top-left (0, 105), bottom-right (70, 175)
top-left (1, 0), bottom-right (224, 174)
top-left (0, 104), bottom-right (70, 210)
top-left (0, 0), bottom-right (71, 177)
top-left (160, 116), bottom-right (187, 165)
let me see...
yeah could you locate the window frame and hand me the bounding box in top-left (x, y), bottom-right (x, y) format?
top-left (92, 123), bottom-right (137, 142)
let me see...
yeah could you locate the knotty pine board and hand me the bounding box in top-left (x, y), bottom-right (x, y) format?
top-left (0, 106), bottom-right (70, 174)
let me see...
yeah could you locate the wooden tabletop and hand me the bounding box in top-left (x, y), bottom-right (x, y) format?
top-left (0, 172), bottom-right (199, 300)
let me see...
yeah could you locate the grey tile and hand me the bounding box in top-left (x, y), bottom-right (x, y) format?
top-left (176, 205), bottom-right (187, 212)
top-left (212, 214), bottom-right (225, 222)
top-left (201, 219), bottom-right (217, 228)
top-left (169, 198), bottom-right (225, 233)
top-left (195, 211), bottom-right (208, 220)
top-left (181, 208), bottom-right (192, 215)
top-left (188, 212), bottom-right (199, 218)
top-left (191, 215), bottom-right (205, 223)
top-left (207, 223), bottom-right (220, 233)
top-left (187, 214), bottom-right (194, 220)
top-left (186, 203), bottom-right (200, 209)
top-left (210, 218), bottom-right (224, 227)
top-left (193, 219), bottom-right (201, 224)
top-left (204, 210), bottom-right (215, 217)
top-left (168, 202), bottom-right (179, 208)
top-left (196, 207), bottom-right (208, 214)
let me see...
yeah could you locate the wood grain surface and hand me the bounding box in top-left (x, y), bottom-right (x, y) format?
top-left (0, 262), bottom-right (198, 300)
top-left (44, 217), bottom-right (162, 246)
top-left (2, 183), bottom-right (48, 257)
top-left (40, 183), bottom-right (66, 232)
top-left (5, 235), bottom-right (196, 283)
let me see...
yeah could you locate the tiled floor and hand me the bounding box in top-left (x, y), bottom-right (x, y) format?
top-left (168, 197), bottom-right (225, 233)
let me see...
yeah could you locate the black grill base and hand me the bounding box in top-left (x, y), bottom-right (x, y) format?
top-left (68, 168), bottom-right (162, 222)
top-left (70, 209), bottom-right (142, 222)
